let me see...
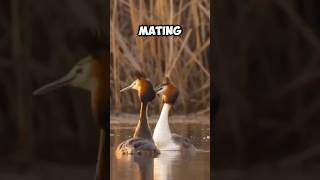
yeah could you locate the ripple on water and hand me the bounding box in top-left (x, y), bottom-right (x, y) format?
top-left (110, 123), bottom-right (210, 180)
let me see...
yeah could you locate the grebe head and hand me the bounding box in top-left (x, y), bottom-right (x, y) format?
top-left (33, 28), bottom-right (108, 129)
top-left (33, 56), bottom-right (102, 95)
top-left (33, 28), bottom-right (107, 95)
top-left (155, 77), bottom-right (179, 105)
top-left (120, 71), bottom-right (155, 103)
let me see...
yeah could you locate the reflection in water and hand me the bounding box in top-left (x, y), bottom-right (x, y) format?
top-left (154, 151), bottom-right (184, 180)
top-left (115, 155), bottom-right (154, 180)
top-left (110, 123), bottom-right (210, 180)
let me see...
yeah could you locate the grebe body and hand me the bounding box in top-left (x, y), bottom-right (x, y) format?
top-left (153, 77), bottom-right (196, 152)
top-left (116, 71), bottom-right (160, 157)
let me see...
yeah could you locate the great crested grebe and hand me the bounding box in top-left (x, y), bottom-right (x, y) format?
top-left (33, 30), bottom-right (108, 180)
top-left (116, 71), bottom-right (160, 156)
top-left (153, 77), bottom-right (196, 152)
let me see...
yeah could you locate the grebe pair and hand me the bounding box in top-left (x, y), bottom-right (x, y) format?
top-left (117, 73), bottom-right (195, 156)
top-left (34, 57), bottom-right (193, 178)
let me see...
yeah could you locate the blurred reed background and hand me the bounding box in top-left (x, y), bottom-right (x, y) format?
top-left (214, 0), bottom-right (320, 179)
top-left (110, 0), bottom-right (210, 114)
top-left (0, 0), bottom-right (106, 179)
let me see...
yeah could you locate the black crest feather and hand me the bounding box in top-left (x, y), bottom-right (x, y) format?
top-left (132, 71), bottom-right (146, 79)
top-left (163, 77), bottom-right (170, 85)
top-left (78, 27), bottom-right (108, 56)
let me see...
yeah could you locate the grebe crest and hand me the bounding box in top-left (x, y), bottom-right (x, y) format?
top-left (155, 77), bottom-right (179, 105)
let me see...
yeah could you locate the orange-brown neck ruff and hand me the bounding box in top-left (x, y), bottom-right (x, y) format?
top-left (91, 51), bottom-right (108, 129)
top-left (162, 84), bottom-right (179, 105)
top-left (90, 51), bottom-right (108, 180)
top-left (138, 80), bottom-right (155, 103)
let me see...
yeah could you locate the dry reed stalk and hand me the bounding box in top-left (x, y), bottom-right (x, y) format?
top-left (111, 0), bottom-right (210, 114)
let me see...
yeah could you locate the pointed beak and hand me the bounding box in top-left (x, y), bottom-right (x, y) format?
top-left (120, 84), bottom-right (134, 92)
top-left (33, 73), bottom-right (75, 95)
top-left (154, 85), bottom-right (163, 94)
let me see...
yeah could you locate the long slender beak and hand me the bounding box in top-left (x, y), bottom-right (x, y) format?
top-left (120, 84), bottom-right (134, 92)
top-left (33, 74), bottom-right (75, 95)
top-left (154, 85), bottom-right (163, 94)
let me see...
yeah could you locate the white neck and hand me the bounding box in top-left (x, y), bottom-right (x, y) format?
top-left (153, 104), bottom-right (173, 148)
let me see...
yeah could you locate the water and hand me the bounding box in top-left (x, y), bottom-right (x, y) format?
top-left (110, 122), bottom-right (210, 180)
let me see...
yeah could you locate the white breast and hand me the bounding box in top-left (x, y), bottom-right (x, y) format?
top-left (153, 104), bottom-right (180, 150)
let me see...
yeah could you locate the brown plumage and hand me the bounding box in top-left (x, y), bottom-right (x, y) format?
top-left (91, 53), bottom-right (108, 129)
top-left (34, 28), bottom-right (108, 180)
top-left (117, 71), bottom-right (159, 157)
top-left (155, 77), bottom-right (179, 105)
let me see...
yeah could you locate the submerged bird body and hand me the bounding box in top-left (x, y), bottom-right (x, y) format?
top-left (153, 77), bottom-right (195, 152)
top-left (116, 72), bottom-right (159, 157)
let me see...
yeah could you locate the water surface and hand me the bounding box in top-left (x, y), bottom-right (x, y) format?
top-left (110, 122), bottom-right (210, 180)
